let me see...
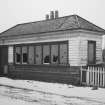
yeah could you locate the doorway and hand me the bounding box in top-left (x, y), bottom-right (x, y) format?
top-left (0, 46), bottom-right (8, 75)
top-left (88, 41), bottom-right (96, 64)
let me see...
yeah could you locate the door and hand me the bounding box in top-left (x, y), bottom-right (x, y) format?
top-left (0, 46), bottom-right (8, 74)
top-left (88, 41), bottom-right (96, 64)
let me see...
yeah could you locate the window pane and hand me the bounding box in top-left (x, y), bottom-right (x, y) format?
top-left (28, 46), bottom-right (34, 64)
top-left (22, 46), bottom-right (28, 64)
top-left (60, 44), bottom-right (67, 64)
top-left (35, 45), bottom-right (42, 64)
top-left (51, 45), bottom-right (58, 64)
top-left (43, 45), bottom-right (50, 64)
top-left (8, 46), bottom-right (13, 64)
top-left (15, 47), bottom-right (21, 64)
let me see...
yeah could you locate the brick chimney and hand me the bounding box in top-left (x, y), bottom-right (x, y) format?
top-left (45, 11), bottom-right (59, 20)
top-left (50, 11), bottom-right (54, 19)
top-left (55, 10), bottom-right (59, 19)
top-left (46, 14), bottom-right (49, 20)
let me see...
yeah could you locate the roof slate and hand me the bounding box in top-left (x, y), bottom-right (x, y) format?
top-left (0, 15), bottom-right (105, 37)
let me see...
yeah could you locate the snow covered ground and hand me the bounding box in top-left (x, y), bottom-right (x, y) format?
top-left (0, 77), bottom-right (105, 105)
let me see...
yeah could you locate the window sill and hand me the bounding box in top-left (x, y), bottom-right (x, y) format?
top-left (14, 63), bottom-right (70, 67)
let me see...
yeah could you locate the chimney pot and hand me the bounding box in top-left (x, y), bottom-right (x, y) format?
top-left (46, 14), bottom-right (49, 20)
top-left (50, 11), bottom-right (54, 19)
top-left (55, 10), bottom-right (59, 18)
top-left (55, 10), bottom-right (59, 19)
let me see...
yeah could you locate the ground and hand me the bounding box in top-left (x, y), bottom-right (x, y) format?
top-left (0, 77), bottom-right (105, 105)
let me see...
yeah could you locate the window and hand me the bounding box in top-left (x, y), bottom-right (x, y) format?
top-left (14, 41), bottom-right (68, 65)
top-left (51, 44), bottom-right (58, 64)
top-left (43, 45), bottom-right (50, 64)
top-left (28, 46), bottom-right (34, 64)
top-left (35, 45), bottom-right (42, 64)
top-left (60, 43), bottom-right (67, 64)
top-left (8, 46), bottom-right (14, 64)
top-left (22, 46), bottom-right (28, 64)
top-left (15, 47), bottom-right (21, 64)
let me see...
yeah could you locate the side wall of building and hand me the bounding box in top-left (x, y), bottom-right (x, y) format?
top-left (1, 31), bottom-right (103, 85)
top-left (68, 37), bottom-right (80, 66)
top-left (6, 32), bottom-right (79, 66)
top-left (6, 32), bottom-right (81, 85)
top-left (79, 33), bottom-right (102, 66)
top-left (7, 31), bottom-right (103, 66)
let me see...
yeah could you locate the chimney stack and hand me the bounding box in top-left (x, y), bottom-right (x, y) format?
top-left (55, 10), bottom-right (59, 19)
top-left (45, 10), bottom-right (59, 20)
top-left (46, 14), bottom-right (49, 20)
top-left (50, 11), bottom-right (54, 19)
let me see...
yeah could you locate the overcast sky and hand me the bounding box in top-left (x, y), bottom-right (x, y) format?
top-left (0, 0), bottom-right (105, 33)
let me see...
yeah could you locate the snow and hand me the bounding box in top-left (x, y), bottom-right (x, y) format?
top-left (0, 95), bottom-right (41, 105)
top-left (0, 77), bottom-right (105, 105)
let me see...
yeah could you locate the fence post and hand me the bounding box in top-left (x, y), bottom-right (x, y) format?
top-left (103, 68), bottom-right (105, 87)
top-left (92, 66), bottom-right (94, 86)
top-left (89, 67), bottom-right (91, 85)
top-left (95, 67), bottom-right (97, 86)
top-left (100, 68), bottom-right (102, 87)
top-left (97, 67), bottom-right (100, 87)
top-left (86, 66), bottom-right (89, 86)
top-left (90, 67), bottom-right (93, 85)
top-left (80, 66), bottom-right (82, 85)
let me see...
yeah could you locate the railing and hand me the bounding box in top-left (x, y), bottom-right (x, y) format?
top-left (81, 66), bottom-right (105, 87)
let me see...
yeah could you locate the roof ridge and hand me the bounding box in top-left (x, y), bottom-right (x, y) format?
top-left (1, 14), bottom-right (105, 37)
top-left (76, 15), bottom-right (105, 32)
top-left (17, 14), bottom-right (77, 26)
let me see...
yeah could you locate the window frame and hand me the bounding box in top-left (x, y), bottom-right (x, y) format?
top-left (14, 41), bottom-right (68, 65)
top-left (59, 43), bottom-right (68, 65)
top-left (43, 44), bottom-right (50, 64)
top-left (51, 44), bottom-right (59, 64)
top-left (15, 46), bottom-right (21, 64)
top-left (35, 45), bottom-right (42, 64)
top-left (22, 46), bottom-right (28, 64)
top-left (28, 45), bottom-right (35, 64)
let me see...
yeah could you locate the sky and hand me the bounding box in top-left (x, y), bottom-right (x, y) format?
top-left (0, 0), bottom-right (105, 33)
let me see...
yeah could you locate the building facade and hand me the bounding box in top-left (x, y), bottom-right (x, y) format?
top-left (0, 12), bottom-right (105, 84)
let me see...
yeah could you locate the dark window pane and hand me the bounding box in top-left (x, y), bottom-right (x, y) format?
top-left (44, 55), bottom-right (50, 63)
top-left (88, 41), bottom-right (96, 64)
top-left (43, 45), bottom-right (50, 64)
top-left (82, 71), bottom-right (86, 82)
top-left (15, 47), bottom-right (21, 64)
top-left (22, 46), bottom-right (28, 63)
top-left (17, 54), bottom-right (21, 62)
top-left (23, 53), bottom-right (27, 62)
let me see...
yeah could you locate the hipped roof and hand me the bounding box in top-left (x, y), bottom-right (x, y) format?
top-left (1, 15), bottom-right (105, 37)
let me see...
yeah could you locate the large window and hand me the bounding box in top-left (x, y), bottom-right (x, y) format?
top-left (51, 45), bottom-right (58, 64)
top-left (43, 45), bottom-right (50, 64)
top-left (22, 46), bottom-right (28, 64)
top-left (15, 47), bottom-right (21, 64)
top-left (28, 46), bottom-right (34, 64)
top-left (35, 45), bottom-right (42, 64)
top-left (14, 41), bottom-right (68, 65)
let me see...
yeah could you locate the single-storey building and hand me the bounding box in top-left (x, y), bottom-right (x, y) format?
top-left (0, 11), bottom-right (105, 84)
